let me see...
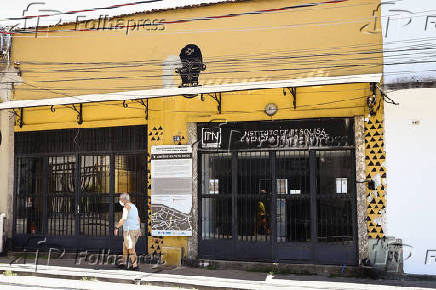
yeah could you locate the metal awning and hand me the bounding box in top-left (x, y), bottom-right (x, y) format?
top-left (0, 73), bottom-right (381, 110)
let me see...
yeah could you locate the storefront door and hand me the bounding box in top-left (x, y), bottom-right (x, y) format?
top-left (13, 126), bottom-right (148, 253)
top-left (235, 151), bottom-right (273, 260)
top-left (198, 118), bottom-right (358, 265)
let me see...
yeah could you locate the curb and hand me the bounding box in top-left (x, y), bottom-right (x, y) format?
top-left (1, 269), bottom-right (140, 285)
top-left (2, 261), bottom-right (436, 289)
top-left (0, 266), bottom-right (248, 290)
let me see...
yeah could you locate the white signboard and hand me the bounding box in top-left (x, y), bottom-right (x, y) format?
top-left (151, 145), bottom-right (192, 236)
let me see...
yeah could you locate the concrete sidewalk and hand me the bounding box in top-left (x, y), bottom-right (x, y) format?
top-left (1, 258), bottom-right (436, 289)
top-left (0, 275), bottom-right (178, 290)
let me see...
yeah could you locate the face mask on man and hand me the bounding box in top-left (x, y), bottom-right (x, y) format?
top-left (119, 200), bottom-right (124, 207)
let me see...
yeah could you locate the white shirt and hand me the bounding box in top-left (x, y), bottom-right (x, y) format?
top-left (122, 207), bottom-right (128, 220)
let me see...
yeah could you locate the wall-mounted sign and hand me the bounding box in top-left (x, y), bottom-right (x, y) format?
top-left (336, 178), bottom-right (348, 194)
top-left (151, 145), bottom-right (193, 236)
top-left (198, 118), bottom-right (354, 150)
top-left (201, 127), bottom-right (221, 149)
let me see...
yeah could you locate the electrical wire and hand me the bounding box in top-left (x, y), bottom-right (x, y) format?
top-left (5, 73), bottom-right (400, 126)
top-left (4, 72), bottom-right (374, 101)
top-left (9, 53), bottom-right (433, 79)
top-left (2, 0), bottom-right (350, 35)
top-left (9, 41), bottom-right (436, 77)
top-left (0, 0), bottom-right (165, 22)
top-left (18, 90), bottom-right (372, 115)
top-left (0, 2), bottom-right (424, 123)
top-left (6, 6), bottom-right (436, 38)
top-left (7, 0), bottom-right (436, 38)
top-left (10, 36), bottom-right (436, 69)
top-left (2, 27), bottom-right (434, 103)
top-left (1, 55), bottom-right (422, 84)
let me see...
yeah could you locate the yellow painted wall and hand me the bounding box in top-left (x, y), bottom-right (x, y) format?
top-left (11, 0), bottom-right (382, 100)
top-left (15, 83), bottom-right (370, 132)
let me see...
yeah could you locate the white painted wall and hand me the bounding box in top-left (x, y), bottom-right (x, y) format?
top-left (0, 71), bottom-right (15, 239)
top-left (385, 88), bottom-right (436, 275)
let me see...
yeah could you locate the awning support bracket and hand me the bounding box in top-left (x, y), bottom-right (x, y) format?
top-left (63, 104), bottom-right (83, 125)
top-left (283, 87), bottom-right (297, 109)
top-left (50, 104), bottom-right (83, 125)
top-left (123, 99), bottom-right (149, 120)
top-left (200, 92), bottom-right (222, 114)
top-left (11, 108), bottom-right (24, 128)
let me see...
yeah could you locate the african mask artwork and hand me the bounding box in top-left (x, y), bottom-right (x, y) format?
top-left (175, 44), bottom-right (206, 87)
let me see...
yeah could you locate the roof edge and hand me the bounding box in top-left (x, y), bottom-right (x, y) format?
top-left (12, 0), bottom-right (250, 31)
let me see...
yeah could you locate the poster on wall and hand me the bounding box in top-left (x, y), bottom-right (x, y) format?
top-left (151, 145), bottom-right (193, 236)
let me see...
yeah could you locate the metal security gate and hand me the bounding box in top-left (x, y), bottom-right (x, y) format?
top-left (198, 149), bottom-right (357, 264)
top-left (198, 118), bottom-right (358, 265)
top-left (13, 126), bottom-right (148, 253)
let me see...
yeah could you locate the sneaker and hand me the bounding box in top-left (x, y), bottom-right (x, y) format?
top-left (129, 265), bottom-right (139, 271)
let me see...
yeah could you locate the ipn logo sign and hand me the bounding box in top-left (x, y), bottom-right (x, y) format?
top-left (201, 127), bottom-right (221, 149)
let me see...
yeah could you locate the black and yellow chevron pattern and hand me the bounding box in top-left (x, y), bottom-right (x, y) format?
top-left (365, 100), bottom-right (386, 239)
top-left (148, 124), bottom-right (164, 255)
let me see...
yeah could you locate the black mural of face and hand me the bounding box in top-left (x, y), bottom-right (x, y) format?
top-left (175, 44), bottom-right (206, 87)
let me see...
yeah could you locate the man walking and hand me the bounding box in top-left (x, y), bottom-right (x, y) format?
top-left (114, 193), bottom-right (141, 270)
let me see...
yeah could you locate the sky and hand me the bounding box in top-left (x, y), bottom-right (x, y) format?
top-left (381, 0), bottom-right (436, 83)
top-left (1, 0), bottom-right (435, 83)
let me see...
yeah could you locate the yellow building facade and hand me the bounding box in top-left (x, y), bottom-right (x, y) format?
top-left (2, 0), bottom-right (386, 266)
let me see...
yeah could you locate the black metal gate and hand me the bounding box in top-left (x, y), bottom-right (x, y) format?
top-left (198, 119), bottom-right (358, 265)
top-left (198, 149), bottom-right (357, 264)
top-left (13, 126), bottom-right (148, 253)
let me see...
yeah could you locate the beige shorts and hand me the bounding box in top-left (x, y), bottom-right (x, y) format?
top-left (123, 229), bottom-right (140, 250)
